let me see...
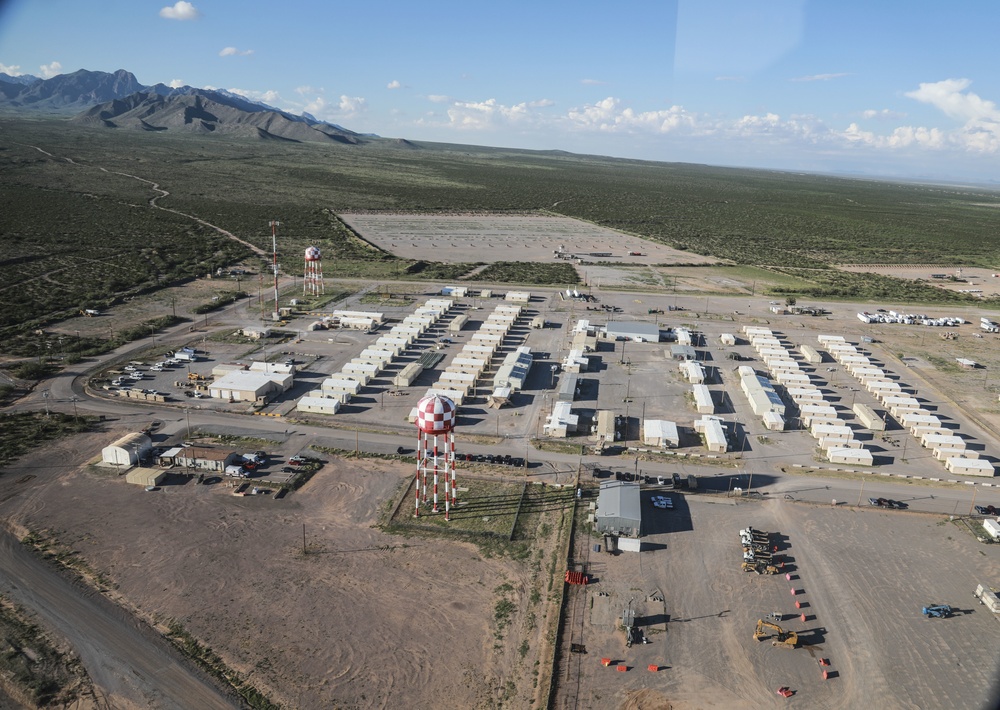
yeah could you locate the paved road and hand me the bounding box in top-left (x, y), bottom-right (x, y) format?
top-left (0, 528), bottom-right (239, 709)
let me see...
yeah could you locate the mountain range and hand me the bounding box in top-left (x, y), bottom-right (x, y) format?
top-left (0, 69), bottom-right (372, 145)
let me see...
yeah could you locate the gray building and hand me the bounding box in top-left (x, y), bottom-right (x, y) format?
top-left (595, 481), bottom-right (642, 537)
top-left (605, 321), bottom-right (661, 343)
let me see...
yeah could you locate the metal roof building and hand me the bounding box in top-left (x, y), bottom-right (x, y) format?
top-left (606, 321), bottom-right (661, 342)
top-left (596, 481), bottom-right (642, 537)
top-left (102, 432), bottom-right (153, 467)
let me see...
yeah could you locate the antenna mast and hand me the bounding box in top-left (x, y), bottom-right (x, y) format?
top-left (269, 220), bottom-right (280, 321)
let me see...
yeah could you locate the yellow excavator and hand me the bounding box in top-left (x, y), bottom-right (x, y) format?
top-left (741, 561), bottom-right (778, 575)
top-left (754, 620), bottom-right (798, 649)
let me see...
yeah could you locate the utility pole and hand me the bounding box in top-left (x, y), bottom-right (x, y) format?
top-left (856, 478), bottom-right (865, 507)
top-left (970, 485), bottom-right (979, 516)
top-left (270, 220), bottom-right (281, 321)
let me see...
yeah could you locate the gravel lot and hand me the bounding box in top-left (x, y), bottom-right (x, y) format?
top-left (560, 494), bottom-right (1000, 709)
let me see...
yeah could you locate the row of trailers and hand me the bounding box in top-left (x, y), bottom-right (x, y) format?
top-left (297, 299), bottom-right (457, 415)
top-left (743, 326), bottom-right (874, 467)
top-left (818, 335), bottom-right (994, 477)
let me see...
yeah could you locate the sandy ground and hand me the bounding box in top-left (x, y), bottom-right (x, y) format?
top-left (341, 214), bottom-right (718, 268)
top-left (0, 436), bottom-right (558, 709)
top-left (554, 494), bottom-right (1000, 710)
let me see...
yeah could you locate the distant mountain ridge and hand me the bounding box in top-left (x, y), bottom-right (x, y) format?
top-left (0, 68), bottom-right (377, 145)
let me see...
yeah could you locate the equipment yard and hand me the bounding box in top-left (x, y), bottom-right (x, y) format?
top-left (557, 495), bottom-right (1000, 709)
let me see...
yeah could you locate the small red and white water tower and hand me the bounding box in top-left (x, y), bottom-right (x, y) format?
top-left (414, 394), bottom-right (457, 520)
top-left (303, 246), bottom-right (324, 296)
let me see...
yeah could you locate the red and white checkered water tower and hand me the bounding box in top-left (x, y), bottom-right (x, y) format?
top-left (303, 246), bottom-right (324, 296)
top-left (414, 394), bottom-right (457, 520)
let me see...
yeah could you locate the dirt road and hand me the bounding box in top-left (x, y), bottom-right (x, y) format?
top-left (0, 528), bottom-right (240, 710)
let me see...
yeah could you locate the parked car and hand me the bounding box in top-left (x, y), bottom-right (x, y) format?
top-left (887, 500), bottom-right (908, 509)
top-left (288, 455), bottom-right (306, 463)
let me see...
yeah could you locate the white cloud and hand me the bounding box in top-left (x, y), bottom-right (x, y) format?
top-left (387, 80), bottom-right (402, 90)
top-left (790, 73), bottom-right (851, 82)
top-left (905, 78), bottom-right (999, 123)
top-left (904, 78), bottom-right (1000, 153)
top-left (862, 108), bottom-right (905, 121)
top-left (0, 64), bottom-right (22, 76)
top-left (428, 94), bottom-right (451, 103)
top-left (295, 85), bottom-right (321, 96)
top-left (338, 95), bottom-right (367, 115)
top-left (160, 1), bottom-right (200, 20)
top-left (168, 79), bottom-right (185, 89)
top-left (227, 87), bottom-right (281, 104)
top-left (39, 61), bottom-right (62, 79)
top-left (219, 47), bottom-right (254, 57)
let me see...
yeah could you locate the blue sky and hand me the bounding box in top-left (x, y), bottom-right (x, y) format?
top-left (2, 0), bottom-right (1000, 182)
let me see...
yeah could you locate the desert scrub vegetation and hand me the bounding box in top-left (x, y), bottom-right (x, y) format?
top-left (6, 117), bottom-right (1000, 343)
top-left (0, 596), bottom-right (91, 707)
top-left (767, 267), bottom-right (991, 305)
top-left (0, 412), bottom-right (94, 468)
top-left (476, 261), bottom-right (580, 285)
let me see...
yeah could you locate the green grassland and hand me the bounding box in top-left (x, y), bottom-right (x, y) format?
top-left (4, 116), bottom-right (1000, 344)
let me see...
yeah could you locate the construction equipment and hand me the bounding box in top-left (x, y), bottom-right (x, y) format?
top-left (742, 561), bottom-right (778, 575)
top-left (922, 604), bottom-right (953, 618)
top-left (754, 620), bottom-right (798, 648)
top-left (187, 372), bottom-right (207, 381)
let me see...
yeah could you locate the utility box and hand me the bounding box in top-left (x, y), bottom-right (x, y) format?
top-left (976, 583), bottom-right (1000, 612)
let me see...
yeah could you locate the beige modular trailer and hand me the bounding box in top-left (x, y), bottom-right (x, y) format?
top-left (921, 432), bottom-right (966, 449)
top-left (801, 409), bottom-right (840, 428)
top-left (449, 314), bottom-right (469, 332)
top-left (787, 387), bottom-right (824, 403)
top-left (799, 344), bottom-right (823, 364)
top-left (811, 422), bottom-right (854, 440)
top-left (935, 447), bottom-right (977, 461)
top-left (852, 403), bottom-right (886, 430)
top-left (827, 447), bottom-right (874, 466)
top-left (762, 411), bottom-right (785, 431)
top-left (393, 363), bottom-right (424, 387)
top-left (945, 457), bottom-right (995, 476)
top-left (297, 395), bottom-right (343, 415)
top-left (702, 418), bottom-right (728, 452)
top-left (692, 384), bottom-right (715, 414)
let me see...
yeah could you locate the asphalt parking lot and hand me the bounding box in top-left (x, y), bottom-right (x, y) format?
top-left (567, 495), bottom-right (1000, 709)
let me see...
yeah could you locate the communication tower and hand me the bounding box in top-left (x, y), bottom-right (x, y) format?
top-left (414, 395), bottom-right (457, 520)
top-left (303, 246), bottom-right (324, 296)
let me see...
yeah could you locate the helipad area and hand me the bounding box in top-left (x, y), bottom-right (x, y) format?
top-left (338, 213), bottom-right (714, 266)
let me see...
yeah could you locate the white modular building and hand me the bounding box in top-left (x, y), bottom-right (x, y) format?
top-left (921, 433), bottom-right (966, 450)
top-left (679, 360), bottom-right (706, 383)
top-left (544, 401), bottom-right (579, 437)
top-left (642, 420), bottom-right (680, 448)
top-left (297, 394), bottom-right (342, 415)
top-left (720, 333), bottom-right (737, 346)
top-left (494, 347), bottom-right (533, 391)
top-left (799, 404), bottom-right (839, 427)
top-left (692, 384), bottom-right (715, 414)
top-left (321, 377), bottom-right (362, 398)
top-left (209, 370), bottom-right (293, 402)
top-left (787, 387), bottom-right (823, 403)
top-left (811, 422), bottom-right (853, 441)
top-left (701, 417), bottom-right (728, 453)
top-left (393, 362), bottom-right (424, 387)
top-left (945, 458), bottom-right (995, 477)
top-left (799, 344), bottom-right (822, 364)
top-left (827, 447), bottom-right (874, 466)
top-left (853, 403), bottom-right (886, 431)
top-left (762, 411), bottom-right (786, 431)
